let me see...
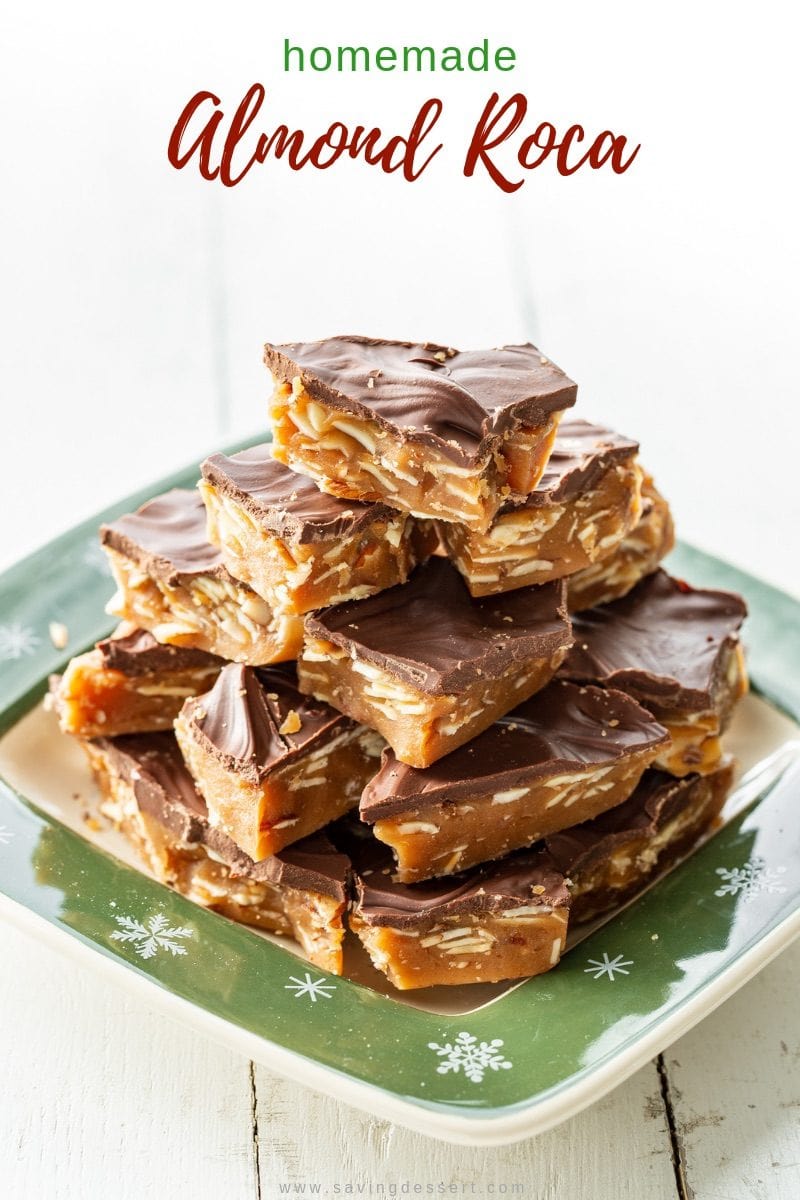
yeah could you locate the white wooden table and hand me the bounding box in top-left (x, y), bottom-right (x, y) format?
top-left (2, 3), bottom-right (799, 1189)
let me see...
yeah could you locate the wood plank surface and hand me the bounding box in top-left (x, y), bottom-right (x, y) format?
top-left (253, 1060), bottom-right (678, 1199)
top-left (0, 923), bottom-right (258, 1200)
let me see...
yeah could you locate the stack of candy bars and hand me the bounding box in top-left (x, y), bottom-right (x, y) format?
top-left (50, 336), bottom-right (748, 990)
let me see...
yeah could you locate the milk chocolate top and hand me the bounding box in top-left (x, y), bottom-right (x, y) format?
top-left (265, 336), bottom-right (577, 463)
top-left (97, 628), bottom-right (223, 675)
top-left (94, 733), bottom-right (348, 898)
top-left (546, 760), bottom-right (734, 878)
top-left (501, 419), bottom-right (639, 514)
top-left (202, 445), bottom-right (398, 543)
top-left (559, 570), bottom-right (747, 711)
top-left (181, 663), bottom-right (355, 781)
top-left (305, 558), bottom-right (571, 695)
top-left (101, 489), bottom-right (239, 586)
top-left (346, 827), bottom-right (568, 928)
top-left (360, 680), bottom-right (669, 820)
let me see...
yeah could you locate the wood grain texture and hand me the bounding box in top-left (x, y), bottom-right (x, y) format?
top-left (0, 923), bottom-right (257, 1200)
top-left (253, 1060), bottom-right (678, 1199)
top-left (665, 938), bottom-right (800, 1200)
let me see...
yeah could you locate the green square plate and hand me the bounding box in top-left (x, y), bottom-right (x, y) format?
top-left (1, 445), bottom-right (799, 1145)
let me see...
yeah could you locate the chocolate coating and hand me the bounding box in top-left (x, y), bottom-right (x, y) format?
top-left (305, 558), bottom-right (571, 695)
top-left (101, 489), bottom-right (232, 585)
top-left (202, 445), bottom-right (397, 543)
top-left (360, 680), bottom-right (670, 820)
top-left (94, 732), bottom-right (348, 898)
top-left (502, 418), bottom-right (639, 513)
top-left (97, 628), bottom-right (223, 675)
top-left (181, 663), bottom-right (355, 781)
top-left (546, 760), bottom-right (734, 879)
top-left (265, 336), bottom-right (577, 463)
top-left (347, 826), bottom-right (569, 928)
top-left (559, 570), bottom-right (747, 710)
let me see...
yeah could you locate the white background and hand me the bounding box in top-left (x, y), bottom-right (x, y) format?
top-left (1, 4), bottom-right (800, 1197)
top-left (1, 0), bottom-right (799, 592)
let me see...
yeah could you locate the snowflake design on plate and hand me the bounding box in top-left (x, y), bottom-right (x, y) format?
top-left (0, 623), bottom-right (41, 661)
top-left (584, 952), bottom-right (633, 981)
top-left (110, 912), bottom-right (193, 959)
top-left (284, 972), bottom-right (336, 1002)
top-left (0, 825), bottom-right (14, 846)
top-left (715, 857), bottom-right (788, 900)
top-left (82, 538), bottom-right (111, 575)
top-left (427, 1032), bottom-right (513, 1083)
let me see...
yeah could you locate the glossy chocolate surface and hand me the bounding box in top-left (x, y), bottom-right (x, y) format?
top-left (336, 819), bottom-right (568, 927)
top-left (202, 445), bottom-right (396, 543)
top-left (305, 558), bottom-right (571, 694)
top-left (560, 570), bottom-right (747, 710)
top-left (360, 680), bottom-right (669, 820)
top-left (181, 663), bottom-right (355, 779)
top-left (101, 489), bottom-right (230, 585)
top-left (265, 336), bottom-right (577, 462)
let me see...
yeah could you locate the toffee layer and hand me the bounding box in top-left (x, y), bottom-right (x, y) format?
top-left (200, 444), bottom-right (431, 614)
top-left (85, 732), bottom-right (349, 973)
top-left (547, 760), bottom-right (734, 920)
top-left (101, 489), bottom-right (302, 664)
top-left (175, 663), bottom-right (384, 860)
top-left (567, 474), bottom-right (674, 611)
top-left (51, 627), bottom-right (224, 738)
top-left (300, 559), bottom-right (572, 767)
top-left (266, 336), bottom-right (578, 532)
top-left (437, 419), bottom-right (643, 596)
top-left (361, 680), bottom-right (670, 882)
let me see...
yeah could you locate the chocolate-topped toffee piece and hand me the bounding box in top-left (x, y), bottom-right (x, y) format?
top-left (299, 558), bottom-right (572, 768)
top-left (199, 445), bottom-right (434, 615)
top-left (360, 679), bottom-right (670, 883)
top-left (100, 489), bottom-right (303, 664)
top-left (51, 626), bottom-right (224, 739)
top-left (436, 419), bottom-right (643, 596)
top-left (174, 662), bottom-right (384, 860)
top-left (567, 474), bottom-right (675, 611)
top-left (559, 570), bottom-right (748, 776)
top-left (266, 336), bottom-right (578, 533)
top-left (341, 824), bottom-right (570, 989)
top-left (546, 760), bottom-right (734, 921)
top-left (84, 732), bottom-right (350, 973)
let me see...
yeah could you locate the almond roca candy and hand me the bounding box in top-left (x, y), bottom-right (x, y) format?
top-left (101, 489), bottom-right (304, 664)
top-left (559, 570), bottom-right (748, 775)
top-left (359, 679), bottom-right (670, 883)
top-left (546, 760), bottom-right (734, 922)
top-left (84, 731), bottom-right (350, 974)
top-left (50, 626), bottom-right (224, 738)
top-left (200, 444), bottom-right (434, 614)
top-left (174, 663), bottom-right (383, 861)
top-left (299, 557), bottom-right (573, 768)
top-left (567, 473), bottom-right (674, 610)
top-left (343, 825), bottom-right (571, 990)
top-left (435, 418), bottom-right (643, 596)
top-left (266, 335), bottom-right (578, 533)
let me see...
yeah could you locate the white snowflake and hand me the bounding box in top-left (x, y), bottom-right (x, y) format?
top-left (584, 952), bottom-right (634, 981)
top-left (284, 972), bottom-right (336, 1002)
top-left (0, 825), bottom-right (14, 846)
top-left (715, 857), bottom-right (788, 900)
top-left (427, 1032), bottom-right (513, 1083)
top-left (82, 539), bottom-right (111, 575)
top-left (110, 912), bottom-right (193, 959)
top-left (0, 623), bottom-right (41, 661)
